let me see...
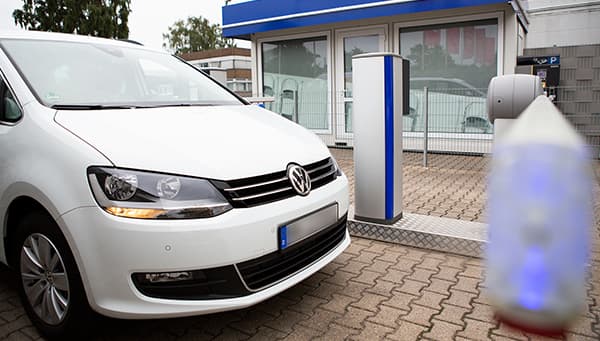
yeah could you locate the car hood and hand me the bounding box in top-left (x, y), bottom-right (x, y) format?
top-left (54, 105), bottom-right (330, 180)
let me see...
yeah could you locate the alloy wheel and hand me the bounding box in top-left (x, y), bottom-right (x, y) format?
top-left (20, 233), bottom-right (70, 325)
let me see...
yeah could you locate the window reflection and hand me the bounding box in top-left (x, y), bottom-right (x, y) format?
top-left (262, 36), bottom-right (329, 130)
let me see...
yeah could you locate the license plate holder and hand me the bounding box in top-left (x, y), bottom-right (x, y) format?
top-left (278, 204), bottom-right (338, 250)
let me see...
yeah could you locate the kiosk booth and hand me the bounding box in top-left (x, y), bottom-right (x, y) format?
top-left (222, 0), bottom-right (528, 152)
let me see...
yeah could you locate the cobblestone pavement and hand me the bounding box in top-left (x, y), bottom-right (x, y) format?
top-left (331, 149), bottom-right (489, 223)
top-left (1, 151), bottom-right (599, 340)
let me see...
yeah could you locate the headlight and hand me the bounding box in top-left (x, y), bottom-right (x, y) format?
top-left (88, 167), bottom-right (232, 219)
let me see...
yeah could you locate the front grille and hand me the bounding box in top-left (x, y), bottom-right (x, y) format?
top-left (212, 157), bottom-right (339, 208)
top-left (236, 215), bottom-right (347, 290)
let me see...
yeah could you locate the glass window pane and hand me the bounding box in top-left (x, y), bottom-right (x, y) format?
top-left (400, 20), bottom-right (497, 134)
top-left (262, 36), bottom-right (329, 130)
top-left (343, 35), bottom-right (380, 97)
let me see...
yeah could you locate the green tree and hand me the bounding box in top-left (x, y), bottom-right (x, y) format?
top-left (13, 0), bottom-right (131, 39)
top-left (163, 16), bottom-right (234, 54)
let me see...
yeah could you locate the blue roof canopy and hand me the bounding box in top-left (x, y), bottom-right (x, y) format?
top-left (222, 0), bottom-right (526, 39)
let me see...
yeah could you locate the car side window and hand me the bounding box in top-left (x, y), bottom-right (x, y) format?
top-left (0, 76), bottom-right (23, 123)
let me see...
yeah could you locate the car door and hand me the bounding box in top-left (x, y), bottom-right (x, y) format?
top-left (0, 66), bottom-right (24, 262)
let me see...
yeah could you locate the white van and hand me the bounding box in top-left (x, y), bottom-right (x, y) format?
top-left (0, 31), bottom-right (349, 337)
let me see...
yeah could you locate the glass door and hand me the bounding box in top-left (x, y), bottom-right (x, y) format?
top-left (335, 28), bottom-right (386, 142)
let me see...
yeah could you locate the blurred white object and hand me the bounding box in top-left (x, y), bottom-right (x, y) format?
top-left (486, 96), bottom-right (593, 332)
top-left (487, 74), bottom-right (544, 143)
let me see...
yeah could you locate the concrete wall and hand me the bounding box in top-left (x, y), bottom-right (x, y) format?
top-left (523, 1), bottom-right (600, 48)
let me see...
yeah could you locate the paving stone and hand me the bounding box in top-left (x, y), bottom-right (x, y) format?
top-left (390, 259), bottom-right (420, 273)
top-left (566, 316), bottom-right (599, 338)
top-left (19, 326), bottom-right (40, 340)
top-left (298, 308), bottom-right (342, 332)
top-left (309, 281), bottom-right (344, 301)
top-left (302, 272), bottom-right (330, 288)
top-left (344, 243), bottom-right (368, 256)
top-left (456, 318), bottom-right (497, 341)
top-left (400, 303), bottom-right (439, 327)
top-left (0, 315), bottom-right (31, 339)
top-left (460, 264), bottom-right (486, 279)
top-left (426, 278), bottom-right (455, 295)
top-left (365, 279), bottom-right (398, 298)
top-left (379, 269), bottom-right (410, 284)
top-left (334, 306), bottom-right (374, 330)
top-left (352, 270), bottom-right (381, 286)
top-left (413, 291), bottom-right (448, 310)
top-left (3, 331), bottom-right (32, 341)
top-left (319, 262), bottom-right (344, 276)
top-left (434, 266), bottom-right (462, 282)
top-left (284, 324), bottom-right (324, 341)
top-left (452, 275), bottom-right (482, 294)
top-left (467, 302), bottom-right (496, 322)
top-left (435, 303), bottom-right (471, 327)
top-left (351, 321), bottom-right (394, 341)
top-left (351, 293), bottom-right (389, 312)
top-left (367, 305), bottom-right (406, 328)
top-left (353, 251), bottom-right (381, 264)
top-left (366, 260), bottom-right (394, 274)
top-left (375, 250), bottom-right (404, 264)
top-left (382, 291), bottom-right (418, 311)
top-left (422, 319), bottom-right (463, 341)
top-left (313, 322), bottom-right (359, 341)
top-left (444, 289), bottom-right (477, 309)
top-left (341, 260), bottom-right (370, 275)
top-left (364, 242), bottom-right (389, 255)
top-left (407, 268), bottom-right (437, 284)
top-left (332, 252), bottom-right (353, 266)
top-left (0, 307), bottom-right (26, 323)
top-left (340, 281), bottom-right (371, 299)
top-left (247, 326), bottom-right (287, 341)
top-left (215, 327), bottom-right (251, 341)
top-left (279, 283), bottom-right (312, 302)
top-left (264, 309), bottom-right (309, 334)
top-left (564, 333), bottom-right (599, 340)
top-left (440, 256), bottom-right (468, 269)
top-left (255, 296), bottom-right (295, 317)
top-left (386, 320), bottom-right (428, 340)
top-left (416, 257), bottom-right (444, 271)
top-left (287, 294), bottom-right (327, 315)
top-left (320, 293), bottom-right (358, 314)
top-left (230, 310), bottom-right (275, 335)
top-left (397, 279), bottom-right (427, 296)
top-left (323, 269), bottom-right (356, 286)
top-left (490, 322), bottom-right (529, 340)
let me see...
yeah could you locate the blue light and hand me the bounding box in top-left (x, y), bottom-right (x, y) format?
top-left (517, 246), bottom-right (549, 311)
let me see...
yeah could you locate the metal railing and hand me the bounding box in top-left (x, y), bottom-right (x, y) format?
top-left (260, 85), bottom-right (600, 163)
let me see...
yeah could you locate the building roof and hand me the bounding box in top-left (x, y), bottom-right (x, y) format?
top-left (179, 47), bottom-right (251, 61)
top-left (222, 0), bottom-right (527, 39)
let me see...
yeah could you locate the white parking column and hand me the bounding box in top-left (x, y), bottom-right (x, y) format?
top-left (352, 53), bottom-right (408, 224)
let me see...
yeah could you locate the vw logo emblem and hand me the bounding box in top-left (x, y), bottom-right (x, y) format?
top-left (287, 164), bottom-right (311, 196)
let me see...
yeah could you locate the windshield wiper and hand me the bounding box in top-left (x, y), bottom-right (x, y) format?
top-left (50, 104), bottom-right (143, 110)
top-left (134, 103), bottom-right (219, 108)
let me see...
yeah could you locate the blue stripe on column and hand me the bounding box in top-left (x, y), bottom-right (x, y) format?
top-left (384, 56), bottom-right (394, 220)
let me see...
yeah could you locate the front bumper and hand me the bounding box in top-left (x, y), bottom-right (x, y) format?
top-left (58, 175), bottom-right (349, 319)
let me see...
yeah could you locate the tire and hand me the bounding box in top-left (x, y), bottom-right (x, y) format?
top-left (14, 211), bottom-right (93, 339)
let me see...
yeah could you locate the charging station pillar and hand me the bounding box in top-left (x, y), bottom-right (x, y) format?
top-left (352, 53), bottom-right (408, 224)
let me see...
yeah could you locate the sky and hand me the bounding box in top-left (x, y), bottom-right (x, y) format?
top-left (0, 0), bottom-right (250, 51)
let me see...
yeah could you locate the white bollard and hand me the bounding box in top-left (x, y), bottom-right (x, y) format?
top-left (486, 95), bottom-right (593, 333)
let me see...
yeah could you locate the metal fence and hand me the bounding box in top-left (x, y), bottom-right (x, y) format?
top-left (259, 85), bottom-right (600, 163)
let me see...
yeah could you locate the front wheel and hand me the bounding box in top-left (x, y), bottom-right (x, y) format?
top-left (15, 211), bottom-right (92, 339)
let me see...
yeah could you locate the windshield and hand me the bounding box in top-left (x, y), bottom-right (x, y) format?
top-left (0, 39), bottom-right (243, 108)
